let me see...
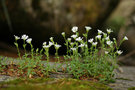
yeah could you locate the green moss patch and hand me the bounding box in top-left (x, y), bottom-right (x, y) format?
top-left (0, 78), bottom-right (112, 90)
top-left (128, 87), bottom-right (135, 90)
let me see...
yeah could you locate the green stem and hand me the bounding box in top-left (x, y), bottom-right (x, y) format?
top-left (44, 48), bottom-right (49, 62)
top-left (23, 40), bottom-right (27, 58)
top-left (17, 45), bottom-right (21, 59)
top-left (55, 49), bottom-right (59, 62)
top-left (14, 40), bottom-right (21, 59)
top-left (30, 44), bottom-right (34, 60)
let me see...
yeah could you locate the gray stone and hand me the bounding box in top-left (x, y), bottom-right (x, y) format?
top-left (0, 75), bottom-right (17, 83)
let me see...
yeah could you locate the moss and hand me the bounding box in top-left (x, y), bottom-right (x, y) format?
top-left (0, 78), bottom-right (112, 90)
top-left (128, 87), bottom-right (135, 90)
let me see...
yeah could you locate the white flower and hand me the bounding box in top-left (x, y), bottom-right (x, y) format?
top-left (106, 41), bottom-right (113, 46)
top-left (67, 38), bottom-right (71, 41)
top-left (103, 33), bottom-right (107, 38)
top-left (105, 36), bottom-right (110, 40)
top-left (49, 41), bottom-right (53, 46)
top-left (50, 37), bottom-right (54, 41)
top-left (72, 26), bottom-right (78, 33)
top-left (76, 37), bottom-right (83, 42)
top-left (21, 34), bottom-right (28, 40)
top-left (85, 44), bottom-right (88, 47)
top-left (113, 38), bottom-right (117, 43)
top-left (96, 35), bottom-right (102, 39)
top-left (55, 44), bottom-right (61, 48)
top-left (71, 34), bottom-right (78, 38)
top-left (70, 42), bottom-right (74, 45)
top-left (123, 36), bottom-right (128, 40)
top-left (43, 45), bottom-right (50, 48)
top-left (117, 50), bottom-right (123, 55)
top-left (26, 38), bottom-right (32, 43)
top-left (113, 38), bottom-right (116, 41)
top-left (105, 51), bottom-right (109, 54)
top-left (78, 44), bottom-right (85, 47)
top-left (71, 48), bottom-right (77, 51)
top-left (92, 42), bottom-right (98, 46)
top-left (85, 26), bottom-right (92, 31)
top-left (14, 35), bottom-right (20, 40)
top-left (107, 29), bottom-right (113, 34)
top-left (43, 42), bottom-right (47, 46)
top-left (98, 29), bottom-right (102, 34)
top-left (88, 38), bottom-right (94, 43)
top-left (61, 32), bottom-right (65, 36)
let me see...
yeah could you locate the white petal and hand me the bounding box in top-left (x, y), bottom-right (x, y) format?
top-left (72, 26), bottom-right (78, 33)
top-left (123, 36), bottom-right (128, 40)
top-left (26, 38), bottom-right (32, 43)
top-left (85, 26), bottom-right (92, 31)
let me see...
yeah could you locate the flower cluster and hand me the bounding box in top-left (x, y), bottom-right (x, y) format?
top-left (14, 27), bottom-right (128, 58)
top-left (43, 41), bottom-right (53, 49)
top-left (62, 26), bottom-right (128, 57)
top-left (14, 34), bottom-right (32, 44)
top-left (13, 26), bottom-right (129, 81)
top-left (60, 26), bottom-right (129, 81)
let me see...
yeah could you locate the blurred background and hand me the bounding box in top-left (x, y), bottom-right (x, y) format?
top-left (0, 0), bottom-right (135, 65)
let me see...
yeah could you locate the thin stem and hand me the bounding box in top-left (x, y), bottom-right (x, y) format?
top-left (23, 40), bottom-right (27, 58)
top-left (17, 45), bottom-right (21, 59)
top-left (55, 49), bottom-right (60, 62)
top-left (44, 48), bottom-right (49, 62)
top-left (30, 44), bottom-right (34, 60)
top-left (14, 40), bottom-right (21, 59)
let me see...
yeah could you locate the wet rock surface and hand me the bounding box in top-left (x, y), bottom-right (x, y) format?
top-left (108, 66), bottom-right (135, 90)
top-left (106, 0), bottom-right (135, 54)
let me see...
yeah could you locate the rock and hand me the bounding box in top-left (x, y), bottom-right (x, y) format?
top-left (0, 75), bottom-right (17, 83)
top-left (0, 0), bottom-right (120, 43)
top-left (106, 0), bottom-right (135, 53)
top-left (109, 66), bottom-right (135, 90)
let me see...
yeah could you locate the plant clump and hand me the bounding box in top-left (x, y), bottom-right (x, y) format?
top-left (0, 26), bottom-right (128, 82)
top-left (62, 26), bottom-right (128, 82)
